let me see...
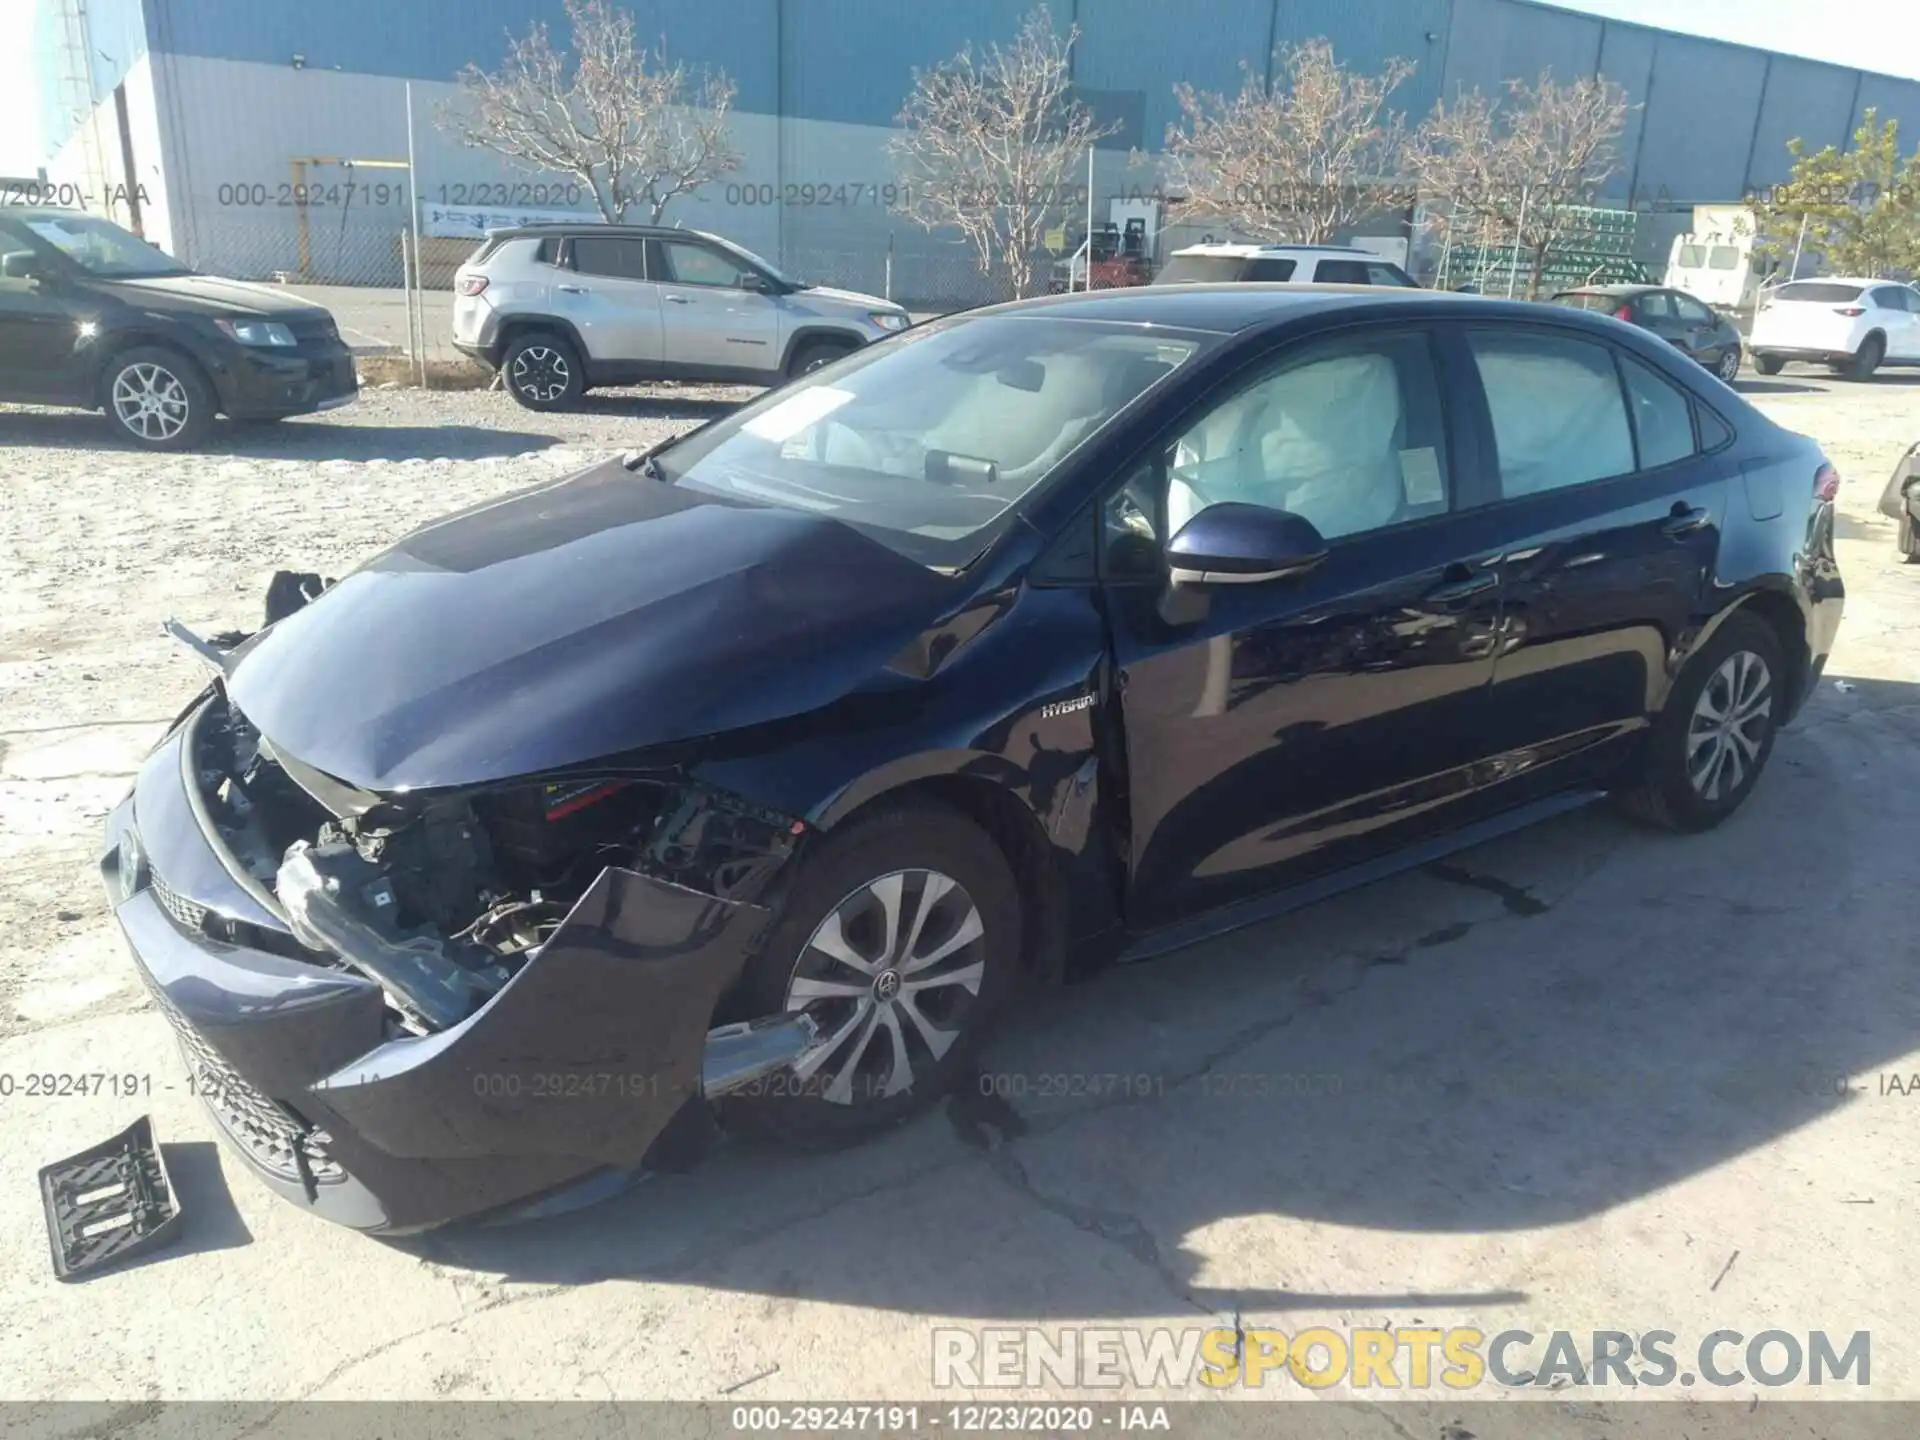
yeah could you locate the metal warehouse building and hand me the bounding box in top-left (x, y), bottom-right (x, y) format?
top-left (27, 0), bottom-right (1920, 305)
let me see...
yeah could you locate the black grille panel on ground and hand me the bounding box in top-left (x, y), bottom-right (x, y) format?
top-left (135, 962), bottom-right (344, 1185)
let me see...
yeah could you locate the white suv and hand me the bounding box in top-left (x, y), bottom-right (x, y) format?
top-left (1749, 278), bottom-right (1920, 380)
top-left (1154, 243), bottom-right (1419, 287)
top-left (452, 225), bottom-right (912, 409)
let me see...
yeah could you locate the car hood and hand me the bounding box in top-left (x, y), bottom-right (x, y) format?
top-left (224, 457), bottom-right (958, 792)
top-left (796, 284), bottom-right (895, 312)
top-left (96, 273), bottom-right (329, 319)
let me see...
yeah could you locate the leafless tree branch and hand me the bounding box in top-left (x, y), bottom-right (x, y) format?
top-left (440, 0), bottom-right (741, 223)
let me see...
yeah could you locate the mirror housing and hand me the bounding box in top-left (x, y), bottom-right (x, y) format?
top-left (1167, 502), bottom-right (1329, 586)
top-left (738, 271), bottom-right (773, 294)
top-left (1, 250), bottom-right (46, 281)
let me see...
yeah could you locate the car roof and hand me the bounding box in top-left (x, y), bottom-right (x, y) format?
top-left (965, 282), bottom-right (1575, 334)
top-left (1169, 243), bottom-right (1379, 259)
top-left (1776, 276), bottom-right (1905, 288)
top-left (0, 206), bottom-right (91, 224)
top-left (485, 222), bottom-right (726, 242)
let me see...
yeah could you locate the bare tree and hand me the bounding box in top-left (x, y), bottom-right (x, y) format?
top-left (889, 9), bottom-right (1114, 300)
top-left (1414, 72), bottom-right (1629, 297)
top-left (443, 0), bottom-right (741, 223)
top-left (1161, 39), bottom-right (1420, 244)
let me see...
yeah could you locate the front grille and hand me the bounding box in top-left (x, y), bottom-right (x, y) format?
top-left (137, 970), bottom-right (344, 1185)
top-left (149, 870), bottom-right (209, 934)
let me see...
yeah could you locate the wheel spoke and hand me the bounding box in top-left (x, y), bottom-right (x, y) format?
top-left (902, 959), bottom-right (983, 997)
top-left (895, 989), bottom-right (960, 1061)
top-left (902, 904), bottom-right (983, 974)
top-left (787, 974), bottom-right (871, 1003)
top-left (807, 907), bottom-right (878, 976)
top-left (868, 873), bottom-right (905, 963)
top-left (874, 1004), bottom-right (914, 1097)
top-left (898, 872), bottom-right (954, 965)
top-left (825, 1003), bottom-right (888, 1104)
top-left (792, 998), bottom-right (872, 1082)
top-left (1727, 718), bottom-right (1764, 762)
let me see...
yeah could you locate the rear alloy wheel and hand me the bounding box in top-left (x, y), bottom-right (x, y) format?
top-left (103, 347), bottom-right (213, 450)
top-left (1616, 611), bottom-right (1785, 833)
top-left (1715, 347), bottom-right (1741, 383)
top-left (718, 802), bottom-right (1019, 1146)
top-left (1843, 334), bottom-right (1884, 382)
top-left (502, 332), bottom-right (584, 410)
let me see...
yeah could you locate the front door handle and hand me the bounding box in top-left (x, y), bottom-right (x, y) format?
top-left (664, 294), bottom-right (691, 304)
top-left (557, 284), bottom-right (585, 294)
top-left (1424, 566), bottom-right (1498, 607)
top-left (1662, 503), bottom-right (1711, 536)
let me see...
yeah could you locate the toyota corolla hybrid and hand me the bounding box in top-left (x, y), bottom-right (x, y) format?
top-left (102, 285), bottom-right (1844, 1232)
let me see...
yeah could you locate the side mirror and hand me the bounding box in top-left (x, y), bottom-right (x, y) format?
top-left (738, 271), bottom-right (771, 294)
top-left (1166, 502), bottom-right (1328, 586)
top-left (1, 250), bottom-right (45, 281)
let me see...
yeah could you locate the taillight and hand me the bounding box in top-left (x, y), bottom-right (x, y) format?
top-left (1815, 463), bottom-right (1840, 503)
top-left (1615, 305), bottom-right (1634, 321)
top-left (457, 274), bottom-right (489, 296)
top-left (1836, 305), bottom-right (1864, 317)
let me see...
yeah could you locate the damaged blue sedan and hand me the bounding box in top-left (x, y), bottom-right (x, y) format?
top-left (103, 286), bottom-right (1843, 1231)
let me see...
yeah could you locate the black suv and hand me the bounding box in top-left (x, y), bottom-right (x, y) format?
top-left (0, 209), bottom-right (356, 448)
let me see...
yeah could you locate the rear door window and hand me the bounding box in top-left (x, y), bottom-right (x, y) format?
top-left (569, 236), bottom-right (648, 280)
top-left (1466, 329), bottom-right (1635, 497)
top-left (1244, 258), bottom-right (1297, 282)
top-left (1635, 291), bottom-right (1675, 322)
top-left (1313, 259), bottom-right (1371, 284)
top-left (1619, 355), bottom-right (1697, 470)
top-left (1365, 262), bottom-right (1417, 287)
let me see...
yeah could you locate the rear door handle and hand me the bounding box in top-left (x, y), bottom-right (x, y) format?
top-left (1662, 503), bottom-right (1710, 536)
top-left (1424, 565), bottom-right (1498, 607)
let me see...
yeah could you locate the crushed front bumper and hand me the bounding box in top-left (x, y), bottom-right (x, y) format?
top-left (102, 702), bottom-right (800, 1233)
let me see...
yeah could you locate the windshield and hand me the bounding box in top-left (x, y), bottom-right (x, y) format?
top-left (657, 315), bottom-right (1208, 566)
top-left (13, 212), bottom-right (189, 278)
top-left (1155, 255), bottom-right (1249, 284)
top-left (715, 236), bottom-right (803, 290)
top-left (1552, 292), bottom-right (1620, 311)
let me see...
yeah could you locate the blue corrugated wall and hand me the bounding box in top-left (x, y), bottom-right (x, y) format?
top-left (119, 0), bottom-right (1920, 203)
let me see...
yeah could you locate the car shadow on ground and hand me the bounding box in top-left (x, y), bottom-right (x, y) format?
top-left (572, 390), bottom-right (752, 422)
top-left (0, 409), bottom-right (558, 461)
top-left (1731, 377), bottom-right (1825, 396)
top-left (402, 674), bottom-right (1920, 1319)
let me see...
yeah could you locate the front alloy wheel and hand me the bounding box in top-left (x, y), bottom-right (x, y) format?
top-left (1686, 650), bottom-right (1772, 801)
top-left (1715, 347), bottom-right (1741, 383)
top-left (783, 869), bottom-right (987, 1106)
top-left (112, 362), bottom-right (191, 442)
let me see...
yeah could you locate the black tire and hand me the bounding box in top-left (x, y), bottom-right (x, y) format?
top-left (1714, 346), bottom-right (1741, 383)
top-left (1844, 334), bottom-right (1884, 382)
top-left (788, 337), bottom-right (858, 379)
top-left (1753, 354), bottom-right (1784, 376)
top-left (717, 800), bottom-right (1021, 1147)
top-left (1615, 611), bottom-right (1787, 833)
top-left (1899, 507), bottom-right (1920, 563)
top-left (100, 345), bottom-right (214, 450)
top-left (501, 331), bottom-right (585, 410)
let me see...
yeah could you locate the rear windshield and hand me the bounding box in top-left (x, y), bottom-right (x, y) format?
top-left (1774, 282), bottom-right (1863, 303)
top-left (1708, 245), bottom-right (1740, 270)
top-left (1552, 292), bottom-right (1622, 311)
top-left (1155, 255), bottom-right (1250, 284)
top-left (1676, 244), bottom-right (1705, 267)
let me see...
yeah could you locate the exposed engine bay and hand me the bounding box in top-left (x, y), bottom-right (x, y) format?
top-left (188, 677), bottom-right (802, 1037)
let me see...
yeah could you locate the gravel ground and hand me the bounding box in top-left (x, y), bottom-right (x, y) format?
top-left (2, 367), bottom-right (1919, 1410)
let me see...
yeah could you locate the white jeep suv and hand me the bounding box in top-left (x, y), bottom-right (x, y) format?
top-left (1749, 278), bottom-right (1920, 380)
top-left (452, 225), bottom-right (912, 409)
